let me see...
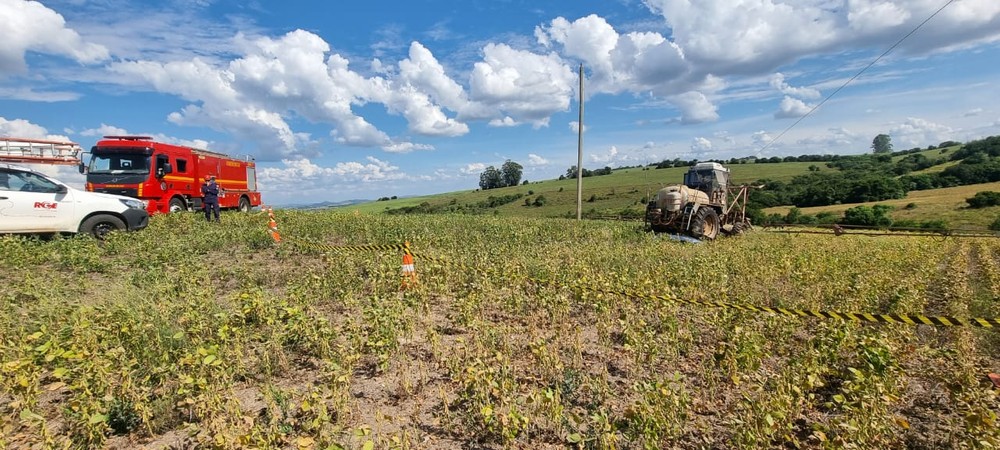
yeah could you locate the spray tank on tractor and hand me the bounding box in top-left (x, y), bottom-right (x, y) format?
top-left (645, 162), bottom-right (753, 240)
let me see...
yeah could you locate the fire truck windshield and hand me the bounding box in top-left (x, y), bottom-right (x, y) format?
top-left (88, 152), bottom-right (151, 175)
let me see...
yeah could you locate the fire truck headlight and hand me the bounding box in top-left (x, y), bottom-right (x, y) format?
top-left (120, 198), bottom-right (145, 210)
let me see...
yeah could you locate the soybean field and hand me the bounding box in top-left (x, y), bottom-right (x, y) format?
top-left (1, 211), bottom-right (999, 449)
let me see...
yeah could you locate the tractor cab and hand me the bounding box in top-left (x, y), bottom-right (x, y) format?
top-left (683, 162), bottom-right (729, 204)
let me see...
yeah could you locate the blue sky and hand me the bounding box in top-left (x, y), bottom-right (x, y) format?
top-left (2, 0), bottom-right (999, 206)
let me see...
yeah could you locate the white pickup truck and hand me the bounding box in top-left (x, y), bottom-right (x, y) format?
top-left (0, 163), bottom-right (149, 238)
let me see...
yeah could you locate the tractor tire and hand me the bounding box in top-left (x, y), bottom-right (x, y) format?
top-left (645, 201), bottom-right (665, 233)
top-left (689, 207), bottom-right (720, 240)
top-left (730, 221), bottom-right (748, 236)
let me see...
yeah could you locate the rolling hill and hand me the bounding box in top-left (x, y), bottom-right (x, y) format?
top-left (335, 143), bottom-right (1000, 231)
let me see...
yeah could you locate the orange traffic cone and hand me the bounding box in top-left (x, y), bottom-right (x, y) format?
top-left (400, 243), bottom-right (417, 289)
top-left (266, 207), bottom-right (281, 243)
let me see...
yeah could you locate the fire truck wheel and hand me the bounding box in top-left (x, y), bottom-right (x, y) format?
top-left (169, 197), bottom-right (186, 213)
top-left (238, 197), bottom-right (251, 212)
top-left (80, 214), bottom-right (125, 240)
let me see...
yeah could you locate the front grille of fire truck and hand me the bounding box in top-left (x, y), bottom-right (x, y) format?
top-left (95, 187), bottom-right (139, 198)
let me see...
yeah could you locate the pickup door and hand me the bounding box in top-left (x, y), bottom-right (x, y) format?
top-left (0, 168), bottom-right (76, 233)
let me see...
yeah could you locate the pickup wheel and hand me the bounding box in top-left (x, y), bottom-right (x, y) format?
top-left (80, 214), bottom-right (125, 240)
top-left (169, 197), bottom-right (186, 213)
top-left (238, 196), bottom-right (251, 212)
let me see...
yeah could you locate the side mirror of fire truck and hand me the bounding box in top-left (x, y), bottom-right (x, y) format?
top-left (156, 162), bottom-right (173, 178)
top-left (78, 152), bottom-right (90, 174)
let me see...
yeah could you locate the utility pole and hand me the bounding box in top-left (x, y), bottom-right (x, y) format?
top-left (576, 63), bottom-right (584, 220)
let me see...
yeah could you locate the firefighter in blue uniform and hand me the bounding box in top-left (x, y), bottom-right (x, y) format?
top-left (201, 175), bottom-right (221, 222)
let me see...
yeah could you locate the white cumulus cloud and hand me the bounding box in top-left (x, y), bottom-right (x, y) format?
top-left (672, 91), bottom-right (719, 124)
top-left (489, 116), bottom-right (518, 127)
top-left (110, 29), bottom-right (462, 159)
top-left (889, 117), bottom-right (955, 148)
top-left (527, 154), bottom-right (549, 166)
top-left (0, 116), bottom-right (52, 139)
top-left (769, 73), bottom-right (820, 99)
top-left (260, 157), bottom-right (405, 185)
top-left (775, 96), bottom-right (814, 119)
top-left (642, 0), bottom-right (1000, 74)
top-left (468, 43), bottom-right (576, 127)
top-left (80, 124), bottom-right (130, 137)
top-left (0, 0), bottom-right (109, 75)
top-left (589, 146), bottom-right (620, 165)
top-left (690, 137), bottom-right (713, 155)
top-left (461, 162), bottom-right (486, 174)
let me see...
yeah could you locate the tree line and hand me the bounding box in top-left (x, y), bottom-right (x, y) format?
top-left (747, 135), bottom-right (1000, 213)
top-left (558, 165), bottom-right (613, 179)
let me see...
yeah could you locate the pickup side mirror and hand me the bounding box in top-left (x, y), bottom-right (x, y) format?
top-left (57, 185), bottom-right (68, 194)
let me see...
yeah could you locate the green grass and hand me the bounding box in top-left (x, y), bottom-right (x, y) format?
top-left (889, 146), bottom-right (957, 163)
top-left (764, 181), bottom-right (1000, 229)
top-left (344, 161), bottom-right (837, 218)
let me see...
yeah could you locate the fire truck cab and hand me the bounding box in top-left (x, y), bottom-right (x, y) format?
top-left (83, 136), bottom-right (262, 214)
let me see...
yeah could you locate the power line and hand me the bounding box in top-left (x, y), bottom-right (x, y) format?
top-left (755, 0), bottom-right (958, 157)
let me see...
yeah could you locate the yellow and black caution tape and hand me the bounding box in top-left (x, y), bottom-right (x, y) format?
top-left (265, 220), bottom-right (1000, 329)
top-left (584, 288), bottom-right (1000, 328)
top-left (279, 234), bottom-right (408, 254)
top-left (310, 242), bottom-right (409, 253)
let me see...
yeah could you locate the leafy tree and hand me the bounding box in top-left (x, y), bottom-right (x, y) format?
top-left (966, 191), bottom-right (1000, 208)
top-left (784, 207), bottom-right (803, 224)
top-left (950, 135), bottom-right (1000, 160)
top-left (845, 175), bottom-right (906, 203)
top-left (872, 134), bottom-right (893, 154)
top-left (479, 166), bottom-right (503, 190)
top-left (501, 160), bottom-right (523, 187)
top-left (900, 173), bottom-right (940, 191)
top-left (841, 205), bottom-right (894, 228)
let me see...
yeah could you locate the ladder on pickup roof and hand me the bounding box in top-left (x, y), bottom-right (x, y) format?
top-left (0, 137), bottom-right (83, 165)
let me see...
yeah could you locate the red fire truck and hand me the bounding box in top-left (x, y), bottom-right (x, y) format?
top-left (83, 136), bottom-right (262, 214)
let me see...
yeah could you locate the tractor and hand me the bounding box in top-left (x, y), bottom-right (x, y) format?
top-left (644, 162), bottom-right (752, 240)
